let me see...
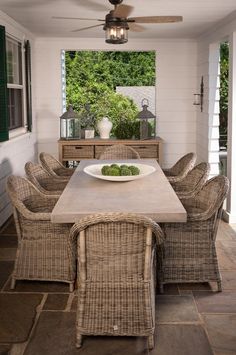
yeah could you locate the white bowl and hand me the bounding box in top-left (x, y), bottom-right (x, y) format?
top-left (83, 163), bottom-right (156, 182)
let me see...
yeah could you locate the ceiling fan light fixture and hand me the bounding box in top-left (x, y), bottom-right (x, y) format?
top-left (104, 20), bottom-right (129, 44)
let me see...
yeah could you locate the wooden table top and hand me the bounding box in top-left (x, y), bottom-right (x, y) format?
top-left (51, 159), bottom-right (187, 223)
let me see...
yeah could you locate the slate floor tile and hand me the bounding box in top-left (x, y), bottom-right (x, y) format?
top-left (178, 282), bottom-right (212, 291)
top-left (216, 243), bottom-right (236, 270)
top-left (0, 261), bottom-right (14, 289)
top-left (151, 325), bottom-right (213, 355)
top-left (221, 271), bottom-right (236, 290)
top-left (24, 312), bottom-right (148, 355)
top-left (156, 295), bottom-right (199, 323)
top-left (0, 293), bottom-right (43, 343)
top-left (0, 234), bottom-right (17, 248)
top-left (3, 279), bottom-right (69, 293)
top-left (0, 218), bottom-right (16, 235)
top-left (218, 222), bottom-right (236, 242)
top-left (203, 314), bottom-right (236, 353)
top-left (156, 283), bottom-right (179, 295)
top-left (0, 248), bottom-right (16, 261)
top-left (193, 291), bottom-right (236, 313)
top-left (43, 294), bottom-right (69, 311)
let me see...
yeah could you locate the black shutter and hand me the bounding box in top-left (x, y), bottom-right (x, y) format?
top-left (0, 25), bottom-right (9, 142)
top-left (25, 40), bottom-right (32, 132)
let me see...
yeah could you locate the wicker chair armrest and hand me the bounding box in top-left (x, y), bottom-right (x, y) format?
top-left (167, 175), bottom-right (185, 183)
top-left (50, 175), bottom-right (70, 183)
top-left (178, 190), bottom-right (198, 199)
top-left (180, 197), bottom-right (206, 221)
top-left (44, 191), bottom-right (61, 197)
top-left (15, 204), bottom-right (52, 221)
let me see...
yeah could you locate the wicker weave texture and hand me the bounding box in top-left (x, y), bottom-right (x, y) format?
top-left (161, 175), bottom-right (229, 291)
top-left (70, 213), bottom-right (164, 349)
top-left (163, 152), bottom-right (197, 183)
top-left (6, 176), bottom-right (76, 290)
top-left (39, 152), bottom-right (75, 178)
top-left (25, 161), bottom-right (67, 196)
top-left (171, 162), bottom-right (210, 199)
top-left (99, 144), bottom-right (140, 159)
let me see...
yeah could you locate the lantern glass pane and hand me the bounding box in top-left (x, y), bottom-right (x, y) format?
top-left (60, 118), bottom-right (81, 139)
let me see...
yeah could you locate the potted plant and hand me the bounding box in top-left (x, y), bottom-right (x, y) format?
top-left (79, 104), bottom-right (95, 139)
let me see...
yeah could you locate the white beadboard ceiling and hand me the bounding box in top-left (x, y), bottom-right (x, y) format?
top-left (0, 0), bottom-right (236, 38)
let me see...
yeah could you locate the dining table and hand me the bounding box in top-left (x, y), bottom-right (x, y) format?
top-left (51, 159), bottom-right (187, 223)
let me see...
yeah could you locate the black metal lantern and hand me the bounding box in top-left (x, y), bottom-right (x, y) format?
top-left (104, 20), bottom-right (129, 44)
top-left (137, 99), bottom-right (156, 140)
top-left (103, 9), bottom-right (129, 44)
top-left (60, 105), bottom-right (81, 140)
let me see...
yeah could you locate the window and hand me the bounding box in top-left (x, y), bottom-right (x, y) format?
top-left (6, 37), bottom-right (24, 131)
top-left (0, 25), bottom-right (32, 142)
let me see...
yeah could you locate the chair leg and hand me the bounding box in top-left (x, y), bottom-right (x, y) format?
top-left (148, 335), bottom-right (154, 350)
top-left (10, 277), bottom-right (16, 289)
top-left (76, 334), bottom-right (82, 348)
top-left (217, 280), bottom-right (222, 292)
top-left (69, 282), bottom-right (74, 292)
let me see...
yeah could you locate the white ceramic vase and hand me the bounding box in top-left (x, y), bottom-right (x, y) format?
top-left (97, 117), bottom-right (112, 139)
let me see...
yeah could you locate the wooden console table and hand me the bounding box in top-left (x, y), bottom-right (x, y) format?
top-left (58, 138), bottom-right (163, 166)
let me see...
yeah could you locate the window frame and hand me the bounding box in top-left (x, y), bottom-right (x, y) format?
top-left (6, 34), bottom-right (28, 139)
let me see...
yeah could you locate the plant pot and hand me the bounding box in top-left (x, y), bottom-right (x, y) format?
top-left (97, 117), bottom-right (112, 139)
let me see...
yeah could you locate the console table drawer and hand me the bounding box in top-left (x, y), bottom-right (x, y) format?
top-left (131, 145), bottom-right (158, 159)
top-left (63, 145), bottom-right (94, 159)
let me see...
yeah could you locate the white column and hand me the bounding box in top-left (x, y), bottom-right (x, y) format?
top-left (224, 32), bottom-right (236, 223)
top-left (61, 50), bottom-right (66, 113)
top-left (208, 43), bottom-right (220, 176)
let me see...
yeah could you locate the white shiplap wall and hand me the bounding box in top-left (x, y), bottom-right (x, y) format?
top-left (34, 38), bottom-right (198, 169)
top-left (0, 11), bottom-right (37, 227)
top-left (196, 12), bottom-right (236, 222)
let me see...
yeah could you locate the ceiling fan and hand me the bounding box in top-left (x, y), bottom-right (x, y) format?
top-left (53, 0), bottom-right (183, 44)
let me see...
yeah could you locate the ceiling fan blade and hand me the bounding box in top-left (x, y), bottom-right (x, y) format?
top-left (113, 4), bottom-right (134, 18)
top-left (52, 16), bottom-right (104, 21)
top-left (129, 23), bottom-right (146, 32)
top-left (72, 23), bottom-right (105, 32)
top-left (128, 16), bottom-right (183, 24)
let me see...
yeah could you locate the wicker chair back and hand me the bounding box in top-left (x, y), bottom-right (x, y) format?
top-left (25, 161), bottom-right (66, 195)
top-left (99, 144), bottom-right (140, 159)
top-left (172, 162), bottom-right (210, 198)
top-left (163, 152), bottom-right (197, 183)
top-left (39, 152), bottom-right (74, 177)
top-left (70, 213), bottom-right (164, 349)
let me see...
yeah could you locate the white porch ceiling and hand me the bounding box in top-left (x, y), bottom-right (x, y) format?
top-left (0, 0), bottom-right (236, 39)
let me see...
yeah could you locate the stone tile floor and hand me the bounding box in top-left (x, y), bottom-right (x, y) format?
top-left (0, 217), bottom-right (236, 355)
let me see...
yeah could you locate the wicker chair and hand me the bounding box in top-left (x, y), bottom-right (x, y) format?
top-left (70, 213), bottom-right (164, 349)
top-left (161, 175), bottom-right (229, 292)
top-left (39, 152), bottom-right (75, 178)
top-left (99, 144), bottom-right (140, 159)
top-left (25, 161), bottom-right (67, 196)
top-left (6, 175), bottom-right (76, 291)
top-left (171, 162), bottom-right (210, 199)
top-left (162, 152), bottom-right (197, 183)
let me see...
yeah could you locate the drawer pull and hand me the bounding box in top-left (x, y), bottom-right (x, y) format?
top-left (75, 146), bottom-right (83, 149)
top-left (137, 146), bottom-right (148, 149)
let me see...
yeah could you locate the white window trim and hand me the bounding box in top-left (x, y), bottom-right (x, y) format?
top-left (6, 34), bottom-right (28, 139)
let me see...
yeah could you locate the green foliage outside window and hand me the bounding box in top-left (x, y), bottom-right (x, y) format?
top-left (220, 42), bottom-right (229, 149)
top-left (65, 51), bottom-right (156, 138)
